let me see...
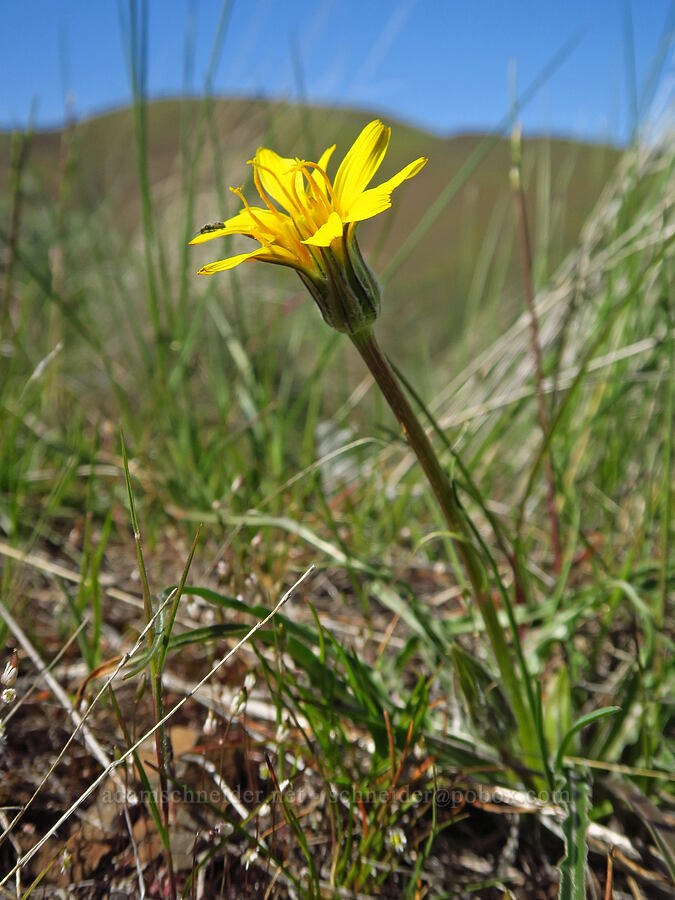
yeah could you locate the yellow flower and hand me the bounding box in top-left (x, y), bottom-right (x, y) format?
top-left (192, 120), bottom-right (427, 333)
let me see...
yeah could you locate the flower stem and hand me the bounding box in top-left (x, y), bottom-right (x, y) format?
top-left (350, 327), bottom-right (537, 759)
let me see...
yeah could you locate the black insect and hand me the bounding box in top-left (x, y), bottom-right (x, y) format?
top-left (199, 222), bottom-right (226, 234)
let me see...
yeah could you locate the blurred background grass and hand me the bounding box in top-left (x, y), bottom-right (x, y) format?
top-left (0, 98), bottom-right (620, 522)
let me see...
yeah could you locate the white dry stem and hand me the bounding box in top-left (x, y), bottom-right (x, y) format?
top-left (0, 811), bottom-right (22, 896)
top-left (0, 618), bottom-right (86, 730)
top-left (0, 565), bottom-right (315, 887)
top-left (179, 750), bottom-right (286, 889)
top-left (22, 341), bottom-right (63, 394)
top-left (432, 336), bottom-right (663, 431)
top-left (0, 590), bottom-right (171, 848)
top-left (488, 784), bottom-right (640, 860)
top-left (182, 754), bottom-right (251, 822)
top-left (0, 601), bottom-right (131, 793)
top-left (0, 540), bottom-right (146, 614)
top-left (121, 802), bottom-right (146, 900)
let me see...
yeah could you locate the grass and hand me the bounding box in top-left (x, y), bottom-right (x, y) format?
top-left (0, 33), bottom-right (673, 900)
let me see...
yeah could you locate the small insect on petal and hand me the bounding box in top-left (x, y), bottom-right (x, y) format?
top-left (199, 221), bottom-right (226, 234)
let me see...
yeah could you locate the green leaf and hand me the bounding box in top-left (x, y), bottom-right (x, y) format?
top-left (451, 642), bottom-right (517, 752)
top-left (158, 526), bottom-right (201, 670)
top-left (122, 626), bottom-right (166, 679)
top-left (176, 585), bottom-right (320, 646)
top-left (558, 769), bottom-right (590, 900)
top-left (543, 665), bottom-right (573, 754)
top-left (553, 707), bottom-right (621, 773)
top-left (166, 623), bottom-right (263, 649)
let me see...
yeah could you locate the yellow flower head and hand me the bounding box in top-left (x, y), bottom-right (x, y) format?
top-left (191, 120), bottom-right (427, 333)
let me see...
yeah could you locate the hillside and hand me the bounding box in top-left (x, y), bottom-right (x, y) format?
top-left (0, 98), bottom-right (620, 360)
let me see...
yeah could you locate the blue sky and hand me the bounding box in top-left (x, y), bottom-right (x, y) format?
top-left (2, 0), bottom-right (673, 142)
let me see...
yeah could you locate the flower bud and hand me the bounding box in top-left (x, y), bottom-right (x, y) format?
top-left (1, 650), bottom-right (18, 688)
top-left (299, 237), bottom-right (381, 335)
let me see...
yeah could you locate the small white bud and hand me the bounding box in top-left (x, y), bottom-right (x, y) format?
top-left (230, 688), bottom-right (247, 715)
top-left (385, 827), bottom-right (407, 854)
top-left (203, 709), bottom-right (218, 735)
top-left (186, 599), bottom-right (201, 618)
top-left (59, 848), bottom-right (72, 874)
top-left (1, 651), bottom-right (18, 687)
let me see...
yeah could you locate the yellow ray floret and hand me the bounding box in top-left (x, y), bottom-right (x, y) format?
top-left (191, 120), bottom-right (427, 277)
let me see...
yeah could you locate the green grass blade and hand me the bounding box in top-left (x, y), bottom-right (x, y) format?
top-left (553, 707), bottom-right (621, 773)
top-left (558, 769), bottom-right (591, 900)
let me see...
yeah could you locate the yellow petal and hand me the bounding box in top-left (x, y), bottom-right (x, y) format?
top-left (344, 157), bottom-right (428, 224)
top-left (377, 156), bottom-right (428, 192)
top-left (197, 248), bottom-right (269, 273)
top-left (333, 120), bottom-right (390, 216)
top-left (317, 144), bottom-right (336, 173)
top-left (303, 211), bottom-right (344, 247)
top-left (343, 188), bottom-right (393, 223)
top-left (253, 148), bottom-right (302, 211)
top-left (190, 212), bottom-right (252, 245)
top-left (190, 208), bottom-right (282, 245)
top-left (304, 144), bottom-right (336, 198)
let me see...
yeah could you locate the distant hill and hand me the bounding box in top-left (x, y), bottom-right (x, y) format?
top-left (0, 98), bottom-right (620, 358)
